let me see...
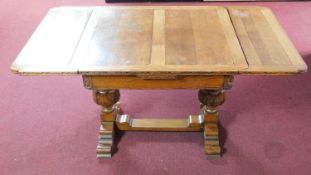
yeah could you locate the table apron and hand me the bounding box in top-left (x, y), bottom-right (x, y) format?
top-left (83, 75), bottom-right (229, 89)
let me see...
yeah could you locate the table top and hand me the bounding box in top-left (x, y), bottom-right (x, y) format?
top-left (11, 6), bottom-right (307, 75)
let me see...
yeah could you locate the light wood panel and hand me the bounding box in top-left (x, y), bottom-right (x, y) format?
top-left (228, 6), bottom-right (307, 74)
top-left (73, 8), bottom-right (154, 67)
top-left (11, 7), bottom-right (93, 74)
top-left (151, 10), bottom-right (166, 65)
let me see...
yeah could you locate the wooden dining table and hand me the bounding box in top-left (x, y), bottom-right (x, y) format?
top-left (11, 6), bottom-right (307, 159)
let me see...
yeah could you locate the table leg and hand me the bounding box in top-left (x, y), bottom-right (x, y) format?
top-left (198, 75), bottom-right (233, 159)
top-left (93, 89), bottom-right (120, 158)
top-left (199, 89), bottom-right (225, 159)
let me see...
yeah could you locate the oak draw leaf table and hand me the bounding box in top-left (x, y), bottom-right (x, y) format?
top-left (11, 6), bottom-right (307, 159)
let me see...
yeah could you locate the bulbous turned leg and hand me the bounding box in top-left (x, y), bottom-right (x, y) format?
top-left (93, 89), bottom-right (120, 158)
top-left (198, 75), bottom-right (233, 159)
top-left (199, 89), bottom-right (225, 159)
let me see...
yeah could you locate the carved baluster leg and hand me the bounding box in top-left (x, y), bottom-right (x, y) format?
top-left (198, 76), bottom-right (233, 159)
top-left (199, 89), bottom-right (224, 159)
top-left (93, 89), bottom-right (120, 158)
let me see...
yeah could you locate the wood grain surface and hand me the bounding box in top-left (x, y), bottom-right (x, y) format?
top-left (228, 6), bottom-right (307, 74)
top-left (11, 6), bottom-right (307, 75)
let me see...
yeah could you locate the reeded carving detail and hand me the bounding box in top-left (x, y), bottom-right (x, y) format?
top-left (82, 75), bottom-right (92, 89)
top-left (93, 89), bottom-right (120, 112)
top-left (198, 90), bottom-right (225, 113)
top-left (224, 75), bottom-right (234, 90)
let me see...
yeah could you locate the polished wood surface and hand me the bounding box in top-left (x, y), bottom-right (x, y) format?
top-left (11, 6), bottom-right (307, 75)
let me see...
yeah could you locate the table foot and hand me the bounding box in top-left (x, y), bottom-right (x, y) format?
top-left (204, 120), bottom-right (221, 159)
top-left (96, 122), bottom-right (114, 158)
